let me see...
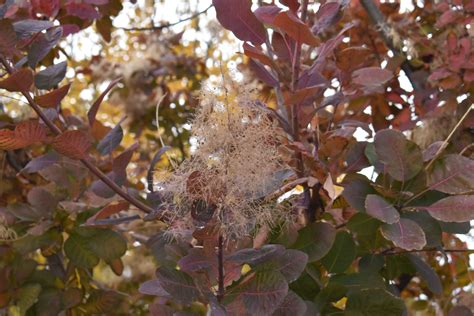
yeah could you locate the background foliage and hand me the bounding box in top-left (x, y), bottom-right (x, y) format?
top-left (0, 0), bottom-right (473, 315)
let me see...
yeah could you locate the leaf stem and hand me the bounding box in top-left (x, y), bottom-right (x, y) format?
top-left (0, 56), bottom-right (155, 214)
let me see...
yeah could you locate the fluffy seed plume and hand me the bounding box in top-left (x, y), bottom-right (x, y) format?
top-left (160, 75), bottom-right (290, 239)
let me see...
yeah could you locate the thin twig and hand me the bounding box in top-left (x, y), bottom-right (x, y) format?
top-left (217, 235), bottom-right (225, 302)
top-left (424, 104), bottom-right (473, 171)
top-left (0, 56), bottom-right (155, 214)
top-left (118, 4), bottom-right (213, 32)
top-left (382, 248), bottom-right (474, 256)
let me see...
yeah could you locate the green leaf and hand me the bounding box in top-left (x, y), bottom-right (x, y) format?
top-left (292, 222), bottom-right (336, 262)
top-left (358, 254), bottom-right (384, 273)
top-left (380, 218), bottom-right (426, 250)
top-left (407, 254), bottom-right (442, 295)
top-left (328, 272), bottom-right (385, 293)
top-left (13, 230), bottom-right (61, 254)
top-left (289, 265), bottom-right (321, 301)
top-left (427, 154), bottom-right (474, 194)
top-left (365, 194), bottom-right (400, 224)
top-left (439, 221), bottom-right (471, 234)
top-left (17, 283), bottom-right (42, 315)
top-left (321, 231), bottom-right (356, 273)
top-left (226, 271), bottom-right (288, 315)
top-left (87, 229), bottom-right (127, 262)
top-left (345, 289), bottom-right (405, 316)
top-left (374, 129), bottom-right (423, 181)
top-left (64, 233), bottom-right (100, 269)
top-left (313, 283), bottom-right (346, 313)
top-left (384, 254), bottom-right (416, 279)
top-left (419, 195), bottom-right (474, 222)
top-left (156, 266), bottom-right (199, 303)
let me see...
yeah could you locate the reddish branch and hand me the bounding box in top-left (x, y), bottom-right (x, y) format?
top-left (0, 56), bottom-right (155, 214)
top-left (217, 235), bottom-right (225, 302)
top-left (382, 247), bottom-right (474, 256)
top-left (118, 4), bottom-right (213, 32)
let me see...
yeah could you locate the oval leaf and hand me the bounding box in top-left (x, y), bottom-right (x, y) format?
top-left (213, 0), bottom-right (266, 45)
top-left (428, 154), bottom-right (474, 194)
top-left (0, 120), bottom-right (47, 150)
top-left (292, 221), bottom-right (336, 262)
top-left (365, 194), bottom-right (400, 224)
top-left (52, 130), bottom-right (91, 160)
top-left (380, 218), bottom-right (426, 250)
top-left (374, 129), bottom-right (423, 181)
top-left (155, 266), bottom-right (199, 303)
top-left (321, 230), bottom-right (356, 273)
top-left (420, 195), bottom-right (474, 222)
top-left (352, 67), bottom-right (393, 87)
top-left (273, 11), bottom-right (319, 46)
top-left (227, 271), bottom-right (288, 315)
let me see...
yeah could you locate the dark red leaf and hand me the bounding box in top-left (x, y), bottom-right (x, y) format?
top-left (31, 0), bottom-right (60, 17)
top-left (213, 0), bottom-right (266, 46)
top-left (248, 59), bottom-right (278, 87)
top-left (427, 154), bottom-right (474, 194)
top-left (34, 83), bottom-right (71, 108)
top-left (86, 200), bottom-right (130, 226)
top-left (243, 42), bottom-right (272, 66)
top-left (65, 3), bottom-right (101, 20)
top-left (0, 19), bottom-right (17, 57)
top-left (88, 77), bottom-right (122, 127)
top-left (0, 68), bottom-right (33, 92)
top-left (352, 67), bottom-right (393, 88)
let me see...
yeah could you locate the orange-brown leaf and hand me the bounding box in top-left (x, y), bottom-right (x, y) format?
top-left (34, 83), bottom-right (71, 108)
top-left (52, 130), bottom-right (91, 159)
top-left (273, 11), bottom-right (319, 46)
top-left (0, 68), bottom-right (34, 92)
top-left (0, 120), bottom-right (47, 150)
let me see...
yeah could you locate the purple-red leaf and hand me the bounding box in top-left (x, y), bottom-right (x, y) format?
top-left (0, 19), bottom-right (17, 57)
top-left (273, 11), bottom-right (319, 46)
top-left (96, 118), bottom-right (124, 155)
top-left (213, 0), bottom-right (266, 46)
top-left (248, 59), bottom-right (278, 87)
top-left (374, 129), bottom-right (423, 182)
top-left (65, 3), bottom-right (101, 20)
top-left (419, 195), bottom-right (474, 223)
top-left (34, 83), bottom-right (71, 108)
top-left (380, 218), bottom-right (426, 251)
top-left (427, 154), bottom-right (474, 194)
top-left (243, 42), bottom-right (272, 66)
top-left (352, 67), bottom-right (393, 88)
top-left (365, 194), bottom-right (400, 224)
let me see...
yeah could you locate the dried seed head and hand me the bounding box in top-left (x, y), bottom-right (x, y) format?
top-left (160, 75), bottom-right (291, 239)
